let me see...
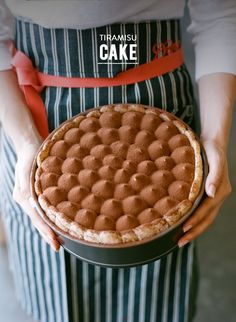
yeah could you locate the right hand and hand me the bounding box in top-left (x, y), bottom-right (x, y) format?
top-left (13, 137), bottom-right (60, 251)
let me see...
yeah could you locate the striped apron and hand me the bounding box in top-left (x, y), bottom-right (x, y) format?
top-left (0, 18), bottom-right (199, 322)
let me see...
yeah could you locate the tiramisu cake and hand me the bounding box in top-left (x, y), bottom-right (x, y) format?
top-left (33, 104), bottom-right (203, 245)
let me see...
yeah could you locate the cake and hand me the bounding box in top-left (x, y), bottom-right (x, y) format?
top-left (33, 104), bottom-right (203, 245)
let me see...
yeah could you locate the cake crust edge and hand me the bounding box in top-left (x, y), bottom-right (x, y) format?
top-left (33, 104), bottom-right (203, 245)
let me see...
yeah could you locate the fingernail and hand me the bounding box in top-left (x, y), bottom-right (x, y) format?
top-left (183, 225), bottom-right (192, 233)
top-left (52, 244), bottom-right (60, 252)
top-left (49, 234), bottom-right (59, 242)
top-left (208, 184), bottom-right (216, 198)
top-left (178, 240), bottom-right (189, 248)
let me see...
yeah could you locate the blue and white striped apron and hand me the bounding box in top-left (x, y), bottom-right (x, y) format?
top-left (0, 18), bottom-right (199, 322)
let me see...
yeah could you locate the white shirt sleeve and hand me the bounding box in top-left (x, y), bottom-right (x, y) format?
top-left (188, 0), bottom-right (236, 80)
top-left (0, 0), bottom-right (14, 71)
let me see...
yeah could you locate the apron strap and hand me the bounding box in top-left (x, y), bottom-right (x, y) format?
top-left (11, 50), bottom-right (49, 138)
top-left (11, 47), bottom-right (184, 138)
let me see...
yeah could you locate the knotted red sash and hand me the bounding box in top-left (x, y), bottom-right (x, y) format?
top-left (11, 47), bottom-right (184, 139)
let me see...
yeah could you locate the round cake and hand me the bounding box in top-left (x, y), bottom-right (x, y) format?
top-left (33, 104), bottom-right (203, 245)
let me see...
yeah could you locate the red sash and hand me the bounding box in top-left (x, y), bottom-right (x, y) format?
top-left (11, 47), bottom-right (184, 139)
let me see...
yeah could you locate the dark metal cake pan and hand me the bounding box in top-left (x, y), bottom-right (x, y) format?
top-left (30, 147), bottom-right (207, 268)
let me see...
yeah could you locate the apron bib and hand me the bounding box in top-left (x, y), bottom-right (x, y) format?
top-left (0, 18), bottom-right (198, 322)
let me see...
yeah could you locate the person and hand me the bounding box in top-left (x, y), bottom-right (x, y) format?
top-left (0, 1), bottom-right (235, 321)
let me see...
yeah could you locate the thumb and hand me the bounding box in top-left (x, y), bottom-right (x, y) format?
top-left (203, 141), bottom-right (225, 198)
top-left (15, 158), bottom-right (32, 198)
top-left (17, 147), bottom-right (37, 193)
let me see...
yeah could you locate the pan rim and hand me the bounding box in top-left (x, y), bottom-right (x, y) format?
top-left (30, 105), bottom-right (208, 250)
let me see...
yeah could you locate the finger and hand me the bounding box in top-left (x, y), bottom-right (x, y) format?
top-left (14, 195), bottom-right (60, 245)
top-left (32, 213), bottom-right (61, 251)
top-left (31, 217), bottom-right (61, 251)
top-left (14, 162), bottom-right (60, 252)
top-left (182, 178), bottom-right (229, 233)
top-left (17, 160), bottom-right (31, 197)
top-left (13, 168), bottom-right (21, 202)
top-left (28, 198), bottom-right (57, 240)
top-left (26, 202), bottom-right (61, 250)
top-left (182, 180), bottom-right (231, 234)
top-left (31, 210), bottom-right (58, 241)
top-left (27, 209), bottom-right (61, 251)
top-left (182, 196), bottom-right (214, 232)
top-left (13, 167), bottom-right (29, 204)
top-left (178, 204), bottom-right (222, 247)
top-left (203, 143), bottom-right (225, 198)
top-left (39, 230), bottom-right (61, 252)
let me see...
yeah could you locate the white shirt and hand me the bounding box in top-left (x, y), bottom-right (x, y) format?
top-left (0, 0), bottom-right (236, 80)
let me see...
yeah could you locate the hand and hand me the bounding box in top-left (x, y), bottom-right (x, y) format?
top-left (178, 139), bottom-right (232, 247)
top-left (0, 70), bottom-right (60, 251)
top-left (13, 137), bottom-right (60, 251)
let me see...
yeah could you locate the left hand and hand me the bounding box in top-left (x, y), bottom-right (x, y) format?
top-left (13, 138), bottom-right (61, 252)
top-left (178, 139), bottom-right (232, 247)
